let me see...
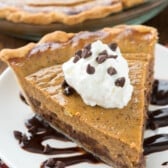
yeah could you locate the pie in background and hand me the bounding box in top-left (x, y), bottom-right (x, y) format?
top-left (0, 0), bottom-right (145, 25)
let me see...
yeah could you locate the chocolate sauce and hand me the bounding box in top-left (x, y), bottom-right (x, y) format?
top-left (41, 153), bottom-right (98, 168)
top-left (162, 161), bottom-right (168, 166)
top-left (19, 93), bottom-right (28, 105)
top-left (14, 79), bottom-right (168, 167)
top-left (151, 80), bottom-right (168, 105)
top-left (14, 116), bottom-right (83, 155)
top-left (144, 134), bottom-right (168, 155)
top-left (0, 160), bottom-right (8, 168)
top-left (147, 107), bottom-right (168, 130)
top-left (61, 80), bottom-right (75, 96)
top-left (14, 116), bottom-right (99, 167)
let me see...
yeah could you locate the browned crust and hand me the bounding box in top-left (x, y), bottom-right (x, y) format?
top-left (29, 96), bottom-right (145, 168)
top-left (122, 0), bottom-right (145, 8)
top-left (0, 1), bottom-right (122, 25)
top-left (0, 25), bottom-right (158, 63)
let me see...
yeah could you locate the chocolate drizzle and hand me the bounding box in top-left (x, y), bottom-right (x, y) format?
top-left (14, 116), bottom-right (83, 155)
top-left (0, 159), bottom-right (8, 168)
top-left (41, 153), bottom-right (98, 168)
top-left (147, 108), bottom-right (168, 130)
top-left (144, 134), bottom-right (168, 155)
top-left (162, 161), bottom-right (168, 166)
top-left (14, 116), bottom-right (99, 167)
top-left (20, 93), bottom-right (28, 105)
top-left (143, 79), bottom-right (168, 155)
top-left (15, 79), bottom-right (168, 167)
top-left (151, 79), bottom-right (168, 105)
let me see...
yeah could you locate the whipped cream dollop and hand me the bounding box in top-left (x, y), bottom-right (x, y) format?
top-left (62, 40), bottom-right (133, 109)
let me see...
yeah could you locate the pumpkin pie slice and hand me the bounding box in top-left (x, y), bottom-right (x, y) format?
top-left (0, 25), bottom-right (157, 168)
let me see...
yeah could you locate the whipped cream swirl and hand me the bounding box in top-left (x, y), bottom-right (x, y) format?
top-left (62, 40), bottom-right (133, 109)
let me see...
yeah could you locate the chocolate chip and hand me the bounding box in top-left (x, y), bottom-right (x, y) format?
top-left (86, 50), bottom-right (92, 58)
top-left (115, 77), bottom-right (125, 87)
top-left (107, 67), bottom-right (117, 75)
top-left (109, 43), bottom-right (118, 51)
top-left (74, 48), bottom-right (82, 62)
top-left (82, 48), bottom-right (92, 58)
top-left (99, 50), bottom-right (108, 56)
top-left (84, 43), bottom-right (91, 50)
top-left (96, 54), bottom-right (107, 64)
top-left (75, 50), bottom-right (82, 58)
top-left (73, 55), bottom-right (81, 63)
top-left (61, 80), bottom-right (68, 88)
top-left (63, 86), bottom-right (74, 96)
top-left (86, 64), bottom-right (95, 74)
top-left (43, 144), bottom-right (52, 154)
top-left (107, 55), bottom-right (118, 59)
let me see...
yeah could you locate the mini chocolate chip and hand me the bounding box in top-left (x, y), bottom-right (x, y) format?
top-left (109, 43), bottom-right (118, 51)
top-left (86, 64), bottom-right (95, 74)
top-left (107, 67), bottom-right (117, 75)
top-left (96, 54), bottom-right (107, 64)
top-left (73, 55), bottom-right (81, 63)
top-left (99, 50), bottom-right (108, 56)
top-left (43, 144), bottom-right (52, 154)
top-left (115, 77), bottom-right (125, 87)
top-left (61, 80), bottom-right (68, 88)
top-left (63, 86), bottom-right (74, 96)
top-left (84, 43), bottom-right (91, 50)
top-left (82, 48), bottom-right (92, 58)
top-left (85, 50), bottom-right (92, 58)
top-left (107, 55), bottom-right (118, 59)
top-left (75, 50), bottom-right (82, 58)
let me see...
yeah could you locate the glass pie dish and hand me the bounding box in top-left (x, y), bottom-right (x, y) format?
top-left (0, 0), bottom-right (167, 41)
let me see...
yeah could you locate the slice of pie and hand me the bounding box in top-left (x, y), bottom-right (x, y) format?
top-left (0, 25), bottom-right (157, 168)
top-left (0, 0), bottom-right (145, 25)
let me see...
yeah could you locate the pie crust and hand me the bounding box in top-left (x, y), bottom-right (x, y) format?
top-left (0, 0), bottom-right (144, 25)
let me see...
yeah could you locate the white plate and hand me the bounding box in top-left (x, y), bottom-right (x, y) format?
top-left (0, 44), bottom-right (168, 168)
